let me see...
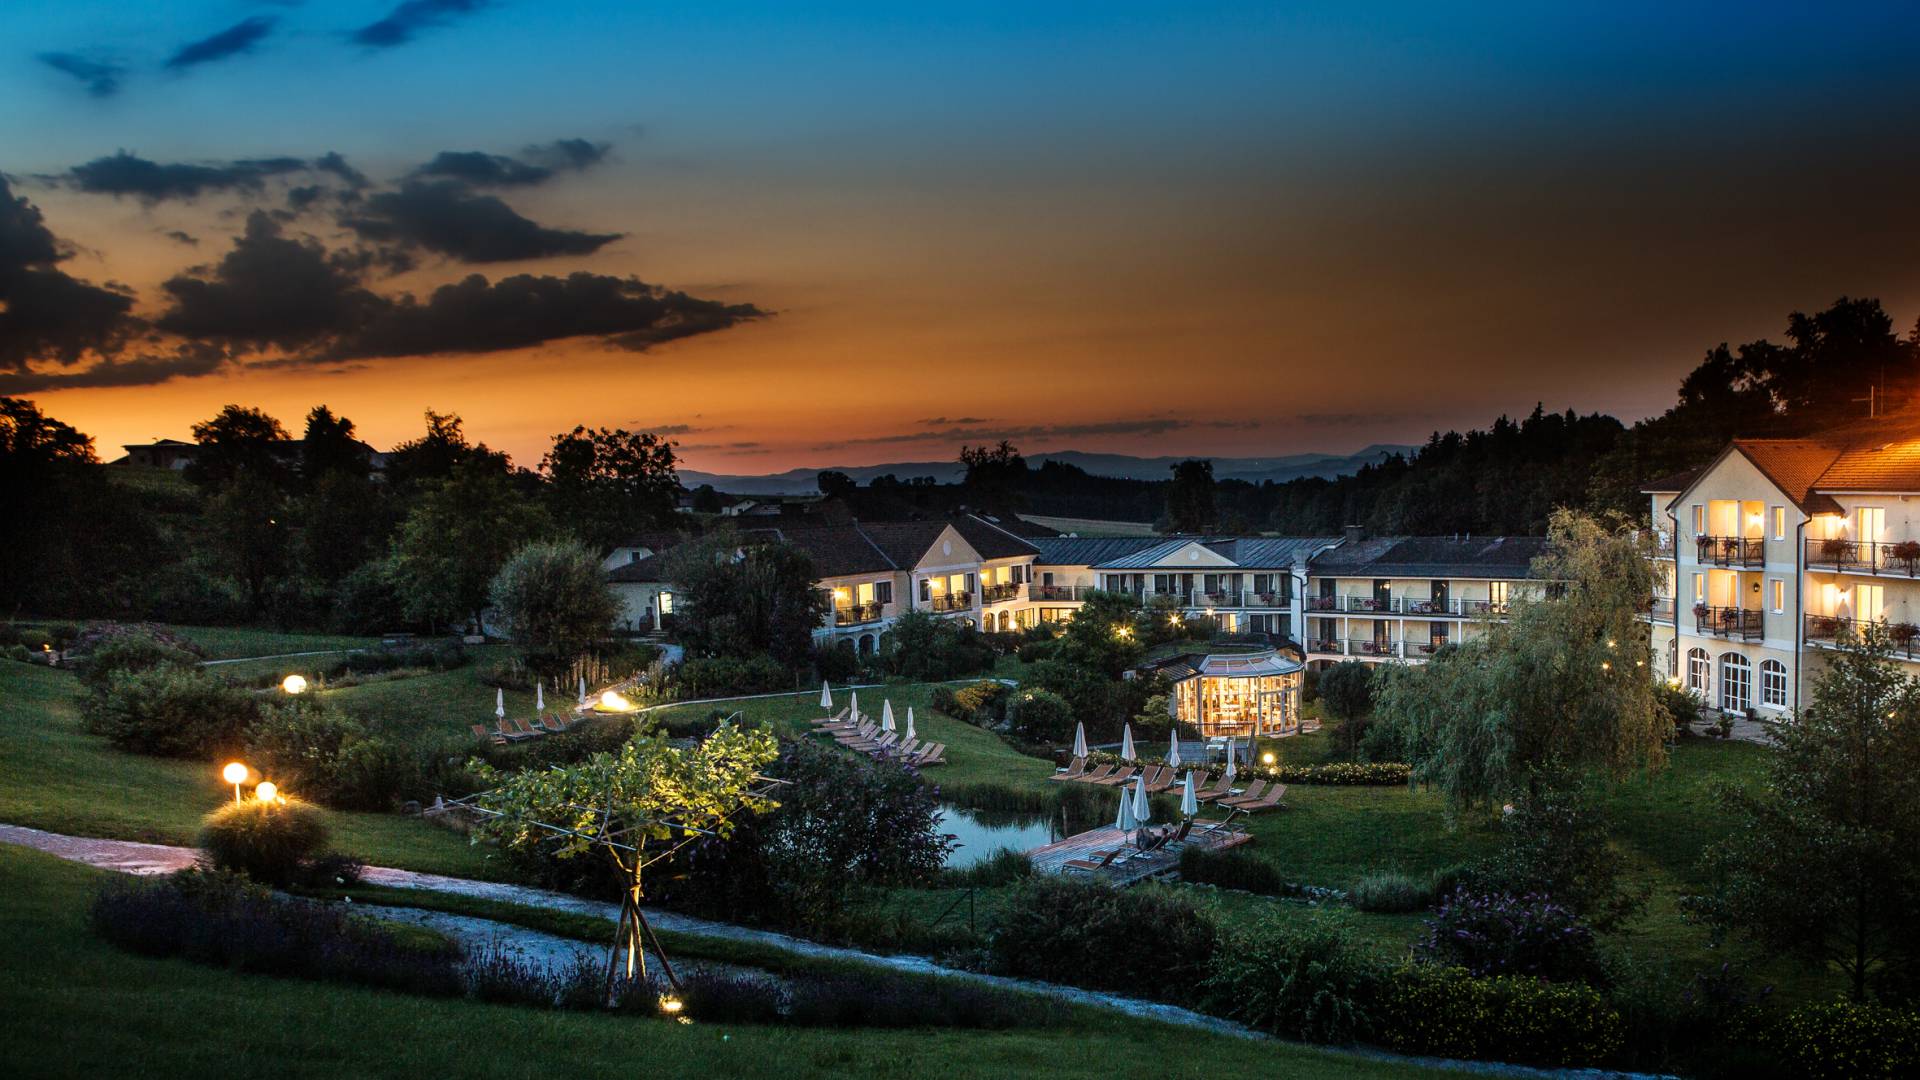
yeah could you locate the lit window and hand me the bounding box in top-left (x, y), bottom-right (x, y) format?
top-left (1687, 647), bottom-right (1709, 693)
top-left (1771, 506), bottom-right (1785, 541)
top-left (1718, 653), bottom-right (1750, 711)
top-left (1769, 579), bottom-right (1784, 614)
top-left (1692, 573), bottom-right (1704, 602)
top-left (658, 591), bottom-right (674, 614)
top-left (1692, 505), bottom-right (1704, 535)
top-left (1760, 660), bottom-right (1787, 708)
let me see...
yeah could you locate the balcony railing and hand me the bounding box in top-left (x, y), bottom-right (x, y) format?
top-left (1646, 597), bottom-right (1675, 622)
top-left (1694, 605), bottom-right (1763, 641)
top-left (1806, 537), bottom-right (1920, 578)
top-left (981, 582), bottom-right (1022, 604)
top-left (1307, 638), bottom-right (1345, 655)
top-left (927, 592), bottom-right (973, 613)
top-left (1347, 638), bottom-right (1403, 658)
top-left (1696, 535), bottom-right (1765, 567)
top-left (1806, 614), bottom-right (1920, 658)
top-left (832, 603), bottom-right (883, 627)
top-left (1029, 584), bottom-right (1093, 602)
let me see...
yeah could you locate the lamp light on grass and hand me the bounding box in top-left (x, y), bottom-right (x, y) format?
top-left (222, 761), bottom-right (249, 804)
top-left (1260, 751), bottom-right (1276, 767)
top-left (281, 673), bottom-right (308, 695)
top-left (255, 781), bottom-right (279, 804)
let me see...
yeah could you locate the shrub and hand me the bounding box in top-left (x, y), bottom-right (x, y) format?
top-left (1655, 680), bottom-right (1704, 734)
top-left (1202, 921), bottom-right (1385, 1043)
top-left (1249, 761), bottom-right (1411, 786)
top-left (71, 624), bottom-right (203, 693)
top-left (1004, 687), bottom-right (1075, 742)
top-left (670, 967), bottom-right (785, 1024)
top-left (1349, 869), bottom-right (1435, 913)
top-left (198, 797), bottom-right (330, 885)
top-left (674, 655), bottom-right (791, 698)
top-left (988, 877), bottom-right (1215, 1002)
top-left (880, 610), bottom-right (997, 680)
top-left (1380, 964), bottom-right (1623, 1067)
top-left (948, 679), bottom-right (1010, 725)
top-left (1417, 891), bottom-right (1605, 985)
top-left (1180, 845), bottom-right (1289, 895)
top-left (246, 698), bottom-right (429, 810)
top-left (1015, 637), bottom-right (1061, 664)
top-left (941, 849), bottom-right (1034, 888)
top-left (812, 639), bottom-right (862, 685)
top-left (91, 870), bottom-right (463, 998)
top-left (88, 665), bottom-right (260, 757)
top-left (1763, 1000), bottom-right (1920, 1079)
top-left (1467, 769), bottom-right (1644, 930)
top-left (929, 684), bottom-right (960, 716)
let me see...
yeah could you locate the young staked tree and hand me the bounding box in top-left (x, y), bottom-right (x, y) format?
top-left (1371, 508), bottom-right (1665, 812)
top-left (490, 539), bottom-right (621, 676)
top-left (1688, 626), bottom-right (1920, 1001)
top-left (469, 724), bottom-right (780, 997)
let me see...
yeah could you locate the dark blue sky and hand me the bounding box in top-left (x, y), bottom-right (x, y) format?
top-left (6, 2), bottom-right (1920, 468)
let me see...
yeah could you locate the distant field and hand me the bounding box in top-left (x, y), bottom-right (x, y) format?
top-left (1018, 514), bottom-right (1159, 536)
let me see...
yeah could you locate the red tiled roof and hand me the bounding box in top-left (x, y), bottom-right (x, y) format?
top-left (1732, 440), bottom-right (1846, 515)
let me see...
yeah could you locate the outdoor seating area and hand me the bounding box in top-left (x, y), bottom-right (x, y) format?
top-left (809, 688), bottom-right (947, 768)
top-left (1045, 756), bottom-right (1288, 814)
top-left (469, 713), bottom-right (585, 745)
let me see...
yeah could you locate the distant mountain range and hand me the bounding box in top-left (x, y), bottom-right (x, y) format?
top-left (680, 445), bottom-right (1416, 495)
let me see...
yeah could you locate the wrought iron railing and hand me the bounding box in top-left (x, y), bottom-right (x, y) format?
top-left (1694, 605), bottom-right (1762, 641)
top-left (1696, 535), bottom-right (1765, 567)
top-left (1806, 537), bottom-right (1920, 578)
top-left (928, 592), bottom-right (973, 613)
top-left (833, 603), bottom-right (883, 627)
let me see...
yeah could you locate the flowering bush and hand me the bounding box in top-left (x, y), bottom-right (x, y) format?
top-left (1380, 964), bottom-right (1623, 1066)
top-left (1259, 761), bottom-right (1411, 786)
top-left (1764, 1001), bottom-right (1920, 1079)
top-left (1416, 891), bottom-right (1605, 984)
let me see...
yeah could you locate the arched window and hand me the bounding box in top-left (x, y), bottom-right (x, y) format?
top-left (1719, 653), bottom-right (1751, 712)
top-left (1760, 659), bottom-right (1788, 708)
top-left (1687, 647), bottom-right (1710, 694)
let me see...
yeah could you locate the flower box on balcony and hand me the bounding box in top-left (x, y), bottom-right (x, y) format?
top-left (1820, 537), bottom-right (1857, 562)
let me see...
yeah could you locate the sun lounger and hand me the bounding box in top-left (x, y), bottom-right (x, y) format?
top-left (1048, 757), bottom-right (1087, 782)
top-left (1183, 771), bottom-right (1215, 797)
top-left (1142, 766), bottom-right (1178, 794)
top-left (1063, 847), bottom-right (1124, 873)
top-left (1198, 773), bottom-right (1235, 801)
top-left (1074, 764), bottom-right (1115, 785)
top-left (1221, 783), bottom-right (1287, 812)
top-left (471, 723), bottom-right (505, 745)
top-left (811, 707), bottom-right (852, 727)
top-left (889, 738), bottom-right (919, 759)
top-left (910, 743), bottom-right (945, 766)
top-left (1215, 779), bottom-right (1272, 809)
top-left (846, 731), bottom-right (897, 752)
top-left (513, 717), bottom-right (546, 738)
top-left (833, 721), bottom-right (878, 744)
top-left (495, 719), bottom-right (534, 742)
top-left (1094, 766), bottom-right (1139, 786)
top-left (542, 714), bottom-right (568, 733)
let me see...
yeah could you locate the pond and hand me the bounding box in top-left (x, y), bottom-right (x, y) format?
top-left (935, 803), bottom-right (1062, 868)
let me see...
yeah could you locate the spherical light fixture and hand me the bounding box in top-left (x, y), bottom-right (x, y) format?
top-left (282, 674), bottom-right (308, 695)
top-left (222, 761), bottom-right (248, 803)
top-left (255, 781), bottom-right (279, 803)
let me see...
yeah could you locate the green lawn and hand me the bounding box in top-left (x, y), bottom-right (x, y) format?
top-left (0, 844), bottom-right (1452, 1080)
top-left (0, 661), bottom-right (499, 879)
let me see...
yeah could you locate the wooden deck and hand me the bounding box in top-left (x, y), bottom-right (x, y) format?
top-left (1026, 822), bottom-right (1253, 885)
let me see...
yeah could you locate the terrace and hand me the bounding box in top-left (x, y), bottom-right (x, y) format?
top-left (1695, 535), bottom-right (1764, 567)
top-left (1805, 614), bottom-right (1920, 658)
top-left (927, 592), bottom-right (973, 613)
top-left (1694, 604), bottom-right (1763, 641)
top-left (833, 603), bottom-right (884, 627)
top-left (1346, 637), bottom-right (1403, 658)
top-left (980, 582), bottom-right (1023, 604)
top-left (1027, 583), bottom-right (1093, 602)
top-left (1805, 537), bottom-right (1920, 578)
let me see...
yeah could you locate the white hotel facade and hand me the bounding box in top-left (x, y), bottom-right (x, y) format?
top-left (1644, 416), bottom-right (1920, 717)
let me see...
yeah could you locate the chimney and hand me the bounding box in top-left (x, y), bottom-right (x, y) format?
top-left (1343, 525), bottom-right (1366, 545)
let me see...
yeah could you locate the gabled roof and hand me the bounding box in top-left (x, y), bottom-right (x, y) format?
top-left (606, 554), bottom-right (667, 583)
top-left (765, 525), bottom-right (897, 578)
top-left (954, 514), bottom-right (1042, 560)
top-left (1665, 440), bottom-right (1846, 517)
top-left (1309, 536), bottom-right (1550, 579)
top-left (854, 521), bottom-right (960, 570)
top-left (1095, 538), bottom-right (1232, 569)
top-left (1639, 468), bottom-right (1699, 494)
top-left (1203, 537), bottom-right (1341, 568)
top-left (1030, 536), bottom-right (1168, 566)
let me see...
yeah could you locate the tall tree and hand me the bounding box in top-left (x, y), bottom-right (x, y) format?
top-left (1370, 509), bottom-right (1665, 812)
top-left (1165, 458), bottom-right (1217, 533)
top-left (384, 410), bottom-right (507, 493)
top-left (663, 532), bottom-right (828, 669)
top-left (541, 426), bottom-right (680, 551)
top-left (1687, 626), bottom-right (1920, 1000)
top-left (186, 404), bottom-right (290, 489)
top-left (204, 470), bottom-right (291, 616)
top-left (489, 539), bottom-right (621, 675)
top-left (297, 405), bottom-right (369, 483)
top-left (389, 459), bottom-right (551, 631)
top-left (0, 397), bottom-right (117, 615)
top-left (959, 440), bottom-right (1027, 511)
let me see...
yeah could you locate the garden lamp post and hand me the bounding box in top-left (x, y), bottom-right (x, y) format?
top-left (222, 761), bottom-right (248, 804)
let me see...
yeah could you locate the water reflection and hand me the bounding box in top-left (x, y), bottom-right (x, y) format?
top-left (935, 804), bottom-right (1062, 868)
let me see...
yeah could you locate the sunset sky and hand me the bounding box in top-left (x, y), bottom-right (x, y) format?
top-left (6, 2), bottom-right (1920, 473)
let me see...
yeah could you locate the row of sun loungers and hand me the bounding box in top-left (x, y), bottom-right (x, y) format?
top-left (1047, 758), bottom-right (1288, 812)
top-left (470, 714), bottom-right (582, 745)
top-left (1062, 815), bottom-right (1240, 873)
top-left (810, 711), bottom-right (946, 767)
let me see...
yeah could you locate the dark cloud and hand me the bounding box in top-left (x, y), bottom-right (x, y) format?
top-left (817, 418), bottom-right (1188, 450)
top-left (156, 211), bottom-right (387, 351)
top-left (313, 152), bottom-right (369, 189)
top-left (324, 272), bottom-right (764, 360)
top-left (38, 52), bottom-right (125, 97)
top-left (64, 151), bottom-right (312, 202)
top-left (918, 416), bottom-right (991, 425)
top-left (339, 179), bottom-right (622, 262)
top-left (0, 175), bottom-right (140, 371)
top-left (163, 230), bottom-right (199, 246)
top-left (0, 344), bottom-right (228, 394)
top-left (165, 16), bottom-right (276, 71)
top-left (351, 0), bottom-right (485, 49)
top-left (410, 140), bottom-right (609, 188)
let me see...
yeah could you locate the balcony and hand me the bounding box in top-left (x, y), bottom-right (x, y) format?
top-left (1696, 535), bottom-right (1764, 568)
top-left (833, 602), bottom-right (883, 627)
top-left (1307, 637), bottom-right (1345, 655)
top-left (1694, 605), bottom-right (1762, 641)
top-left (1347, 638), bottom-right (1403, 658)
top-left (981, 582), bottom-right (1022, 604)
top-left (1029, 584), bottom-right (1092, 602)
top-left (928, 592), bottom-right (973, 613)
top-left (1806, 614), bottom-right (1920, 659)
top-left (1645, 597), bottom-right (1675, 622)
top-left (1403, 597), bottom-right (1464, 616)
top-left (1409, 639), bottom-right (1450, 657)
top-left (1245, 591), bottom-right (1290, 609)
top-left (1806, 537), bottom-right (1920, 578)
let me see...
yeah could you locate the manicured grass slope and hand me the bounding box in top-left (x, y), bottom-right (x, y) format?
top-left (0, 662), bottom-right (496, 879)
top-left (0, 845), bottom-right (1449, 1080)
